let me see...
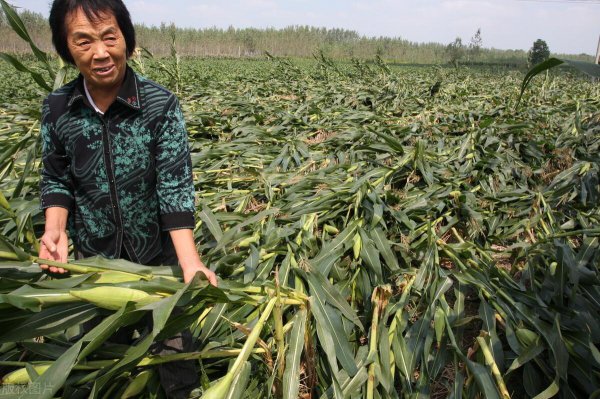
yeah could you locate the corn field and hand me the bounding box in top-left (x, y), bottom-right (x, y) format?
top-left (0, 23), bottom-right (600, 398)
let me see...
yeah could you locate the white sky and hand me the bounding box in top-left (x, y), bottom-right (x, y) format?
top-left (10, 0), bottom-right (600, 55)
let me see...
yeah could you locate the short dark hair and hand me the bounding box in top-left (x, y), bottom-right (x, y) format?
top-left (49, 0), bottom-right (136, 64)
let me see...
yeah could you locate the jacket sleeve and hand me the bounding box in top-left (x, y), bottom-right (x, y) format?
top-left (39, 97), bottom-right (75, 211)
top-left (155, 95), bottom-right (196, 231)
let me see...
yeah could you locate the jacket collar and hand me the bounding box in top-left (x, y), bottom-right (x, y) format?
top-left (67, 65), bottom-right (141, 112)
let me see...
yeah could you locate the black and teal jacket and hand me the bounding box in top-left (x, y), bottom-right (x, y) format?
top-left (40, 66), bottom-right (195, 265)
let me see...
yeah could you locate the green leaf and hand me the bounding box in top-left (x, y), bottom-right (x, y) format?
top-left (445, 314), bottom-right (500, 399)
top-left (0, 303), bottom-right (99, 343)
top-left (392, 333), bottom-right (413, 387)
top-left (532, 378), bottom-right (560, 399)
top-left (17, 340), bottom-right (83, 399)
top-left (215, 208), bottom-right (279, 251)
top-left (310, 219), bottom-right (360, 275)
top-left (479, 299), bottom-right (503, 370)
top-left (548, 316), bottom-right (569, 381)
top-left (0, 235), bottom-right (31, 262)
top-left (53, 64), bottom-right (69, 91)
top-left (464, 358), bottom-right (501, 399)
top-left (91, 279), bottom-right (192, 394)
top-left (2, 285), bottom-right (76, 311)
top-left (77, 303), bottom-right (143, 360)
top-left (0, 53), bottom-right (52, 92)
top-left (299, 268), bottom-right (363, 330)
top-left (309, 295), bottom-right (358, 376)
top-left (359, 227), bottom-right (383, 280)
top-left (225, 361), bottom-right (251, 399)
top-left (341, 366), bottom-right (369, 396)
top-left (282, 309), bottom-right (306, 399)
top-left (507, 340), bottom-right (545, 373)
top-left (310, 250), bottom-right (342, 278)
top-left (0, 292), bottom-right (41, 312)
top-left (199, 203), bottom-right (223, 241)
top-left (434, 307), bottom-right (445, 346)
top-left (200, 303), bottom-right (228, 343)
top-left (308, 297), bottom-right (342, 378)
top-left (90, 335), bottom-right (155, 399)
top-left (0, 0), bottom-right (54, 74)
top-left (33, 274), bottom-right (95, 289)
top-left (11, 137), bottom-right (37, 199)
top-left (377, 323), bottom-right (392, 393)
top-left (368, 127), bottom-right (406, 154)
top-left (523, 363), bottom-right (544, 397)
top-left (24, 363), bottom-right (40, 381)
top-left (331, 375), bottom-right (344, 399)
top-left (414, 236), bottom-right (436, 290)
top-left (73, 256), bottom-right (155, 276)
top-left (20, 341), bottom-right (67, 360)
top-left (0, 0), bottom-right (34, 42)
top-left (517, 57), bottom-right (600, 106)
top-left (371, 227), bottom-right (399, 271)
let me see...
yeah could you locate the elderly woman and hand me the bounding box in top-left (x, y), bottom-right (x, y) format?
top-left (38, 0), bottom-right (215, 397)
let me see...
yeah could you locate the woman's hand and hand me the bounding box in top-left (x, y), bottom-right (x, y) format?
top-left (39, 229), bottom-right (69, 273)
top-left (169, 228), bottom-right (218, 286)
top-left (181, 262), bottom-right (218, 286)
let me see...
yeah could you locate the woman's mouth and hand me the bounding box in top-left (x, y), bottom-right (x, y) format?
top-left (94, 65), bottom-right (115, 76)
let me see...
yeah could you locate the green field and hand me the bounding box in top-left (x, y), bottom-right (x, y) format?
top-left (0, 57), bottom-right (599, 398)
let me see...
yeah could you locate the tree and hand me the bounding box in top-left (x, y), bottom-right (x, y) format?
top-left (446, 37), bottom-right (464, 67)
top-left (528, 39), bottom-right (550, 67)
top-left (240, 30), bottom-right (257, 56)
top-left (469, 28), bottom-right (482, 62)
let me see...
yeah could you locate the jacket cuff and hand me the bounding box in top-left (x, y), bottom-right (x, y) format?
top-left (40, 193), bottom-right (74, 210)
top-left (161, 212), bottom-right (195, 231)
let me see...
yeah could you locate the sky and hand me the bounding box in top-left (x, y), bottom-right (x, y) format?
top-left (10, 0), bottom-right (600, 55)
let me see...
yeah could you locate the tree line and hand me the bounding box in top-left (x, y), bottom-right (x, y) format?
top-left (0, 8), bottom-right (594, 66)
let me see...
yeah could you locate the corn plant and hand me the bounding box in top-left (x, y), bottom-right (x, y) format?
top-left (0, 0), bottom-right (70, 92)
top-left (0, 16), bottom-right (599, 399)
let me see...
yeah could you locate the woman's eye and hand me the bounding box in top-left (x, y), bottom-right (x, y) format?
top-left (78, 41), bottom-right (90, 47)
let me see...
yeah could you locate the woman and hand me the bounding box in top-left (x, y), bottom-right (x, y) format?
top-left (38, 1), bottom-right (215, 397)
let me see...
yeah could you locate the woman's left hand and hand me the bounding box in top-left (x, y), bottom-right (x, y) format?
top-left (182, 263), bottom-right (218, 286)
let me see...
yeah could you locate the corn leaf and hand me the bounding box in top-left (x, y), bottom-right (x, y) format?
top-left (282, 308), bottom-right (307, 399)
top-left (0, 303), bottom-right (98, 343)
top-left (17, 340), bottom-right (83, 399)
top-left (0, 53), bottom-right (52, 92)
top-left (298, 268), bottom-right (363, 330)
top-left (517, 57), bottom-right (600, 107)
top-left (309, 294), bottom-right (358, 376)
top-left (199, 203), bottom-right (223, 241)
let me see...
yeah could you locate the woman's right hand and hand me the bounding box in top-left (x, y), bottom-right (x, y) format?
top-left (39, 229), bottom-right (69, 273)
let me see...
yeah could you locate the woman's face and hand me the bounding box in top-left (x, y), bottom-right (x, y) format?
top-left (65, 7), bottom-right (127, 96)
